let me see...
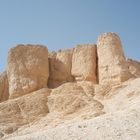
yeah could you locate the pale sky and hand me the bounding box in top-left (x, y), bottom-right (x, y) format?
top-left (0, 0), bottom-right (140, 72)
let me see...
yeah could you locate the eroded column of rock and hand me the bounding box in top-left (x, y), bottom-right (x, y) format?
top-left (97, 32), bottom-right (131, 85)
top-left (0, 71), bottom-right (9, 102)
top-left (7, 45), bottom-right (49, 98)
top-left (48, 49), bottom-right (74, 88)
top-left (72, 44), bottom-right (97, 83)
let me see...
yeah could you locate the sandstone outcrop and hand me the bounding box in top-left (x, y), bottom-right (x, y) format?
top-left (0, 32), bottom-right (140, 140)
top-left (7, 45), bottom-right (49, 98)
top-left (97, 32), bottom-right (132, 85)
top-left (72, 44), bottom-right (97, 83)
top-left (0, 71), bottom-right (9, 102)
top-left (48, 49), bottom-right (73, 88)
top-left (127, 58), bottom-right (140, 77)
top-left (47, 82), bottom-right (103, 116)
top-left (0, 88), bottom-right (50, 137)
top-left (0, 88), bottom-right (50, 123)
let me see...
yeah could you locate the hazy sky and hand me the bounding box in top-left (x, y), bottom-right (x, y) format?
top-left (0, 0), bottom-right (140, 72)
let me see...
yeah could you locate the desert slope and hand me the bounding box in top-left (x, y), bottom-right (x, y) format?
top-left (3, 78), bottom-right (140, 140)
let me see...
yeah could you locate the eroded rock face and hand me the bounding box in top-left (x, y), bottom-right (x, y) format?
top-left (7, 45), bottom-right (49, 98)
top-left (0, 71), bottom-right (9, 102)
top-left (48, 49), bottom-right (74, 88)
top-left (47, 82), bottom-right (103, 116)
top-left (0, 88), bottom-right (50, 124)
top-left (0, 88), bottom-right (50, 137)
top-left (1, 32), bottom-right (140, 140)
top-left (97, 32), bottom-right (131, 85)
top-left (127, 59), bottom-right (140, 77)
top-left (72, 44), bottom-right (97, 83)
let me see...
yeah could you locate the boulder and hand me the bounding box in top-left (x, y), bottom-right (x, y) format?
top-left (97, 32), bottom-right (132, 85)
top-left (7, 45), bottom-right (49, 98)
top-left (0, 71), bottom-right (9, 102)
top-left (48, 49), bottom-right (73, 88)
top-left (71, 44), bottom-right (97, 83)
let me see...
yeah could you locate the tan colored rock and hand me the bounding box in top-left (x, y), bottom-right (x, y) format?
top-left (97, 32), bottom-right (131, 85)
top-left (0, 88), bottom-right (50, 138)
top-left (0, 88), bottom-right (50, 123)
top-left (0, 71), bottom-right (9, 102)
top-left (47, 82), bottom-right (103, 116)
top-left (127, 58), bottom-right (140, 77)
top-left (4, 78), bottom-right (140, 140)
top-left (7, 45), bottom-right (49, 98)
top-left (48, 49), bottom-right (74, 88)
top-left (1, 32), bottom-right (140, 140)
top-left (72, 44), bottom-right (97, 83)
top-left (77, 81), bottom-right (95, 97)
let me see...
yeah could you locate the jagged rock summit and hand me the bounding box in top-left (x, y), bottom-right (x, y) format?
top-left (0, 32), bottom-right (140, 140)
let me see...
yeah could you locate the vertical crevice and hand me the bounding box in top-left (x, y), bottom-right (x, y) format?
top-left (95, 44), bottom-right (99, 84)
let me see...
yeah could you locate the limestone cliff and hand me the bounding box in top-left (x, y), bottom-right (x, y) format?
top-left (0, 32), bottom-right (140, 140)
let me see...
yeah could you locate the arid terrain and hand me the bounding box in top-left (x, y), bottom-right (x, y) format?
top-left (0, 32), bottom-right (140, 140)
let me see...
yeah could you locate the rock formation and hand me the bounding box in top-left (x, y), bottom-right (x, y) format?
top-left (127, 58), bottom-right (140, 77)
top-left (97, 32), bottom-right (132, 85)
top-left (0, 71), bottom-right (9, 102)
top-left (7, 44), bottom-right (49, 98)
top-left (0, 32), bottom-right (140, 140)
top-left (0, 88), bottom-right (50, 123)
top-left (47, 82), bottom-right (103, 115)
top-left (48, 49), bottom-right (73, 88)
top-left (72, 44), bottom-right (97, 83)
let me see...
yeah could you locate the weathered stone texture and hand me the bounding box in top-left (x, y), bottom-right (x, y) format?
top-left (71, 44), bottom-right (97, 83)
top-left (0, 88), bottom-right (50, 124)
top-left (0, 88), bottom-right (50, 137)
top-left (48, 49), bottom-right (73, 88)
top-left (127, 59), bottom-right (140, 77)
top-left (97, 32), bottom-right (131, 85)
top-left (1, 32), bottom-right (140, 140)
top-left (7, 45), bottom-right (49, 98)
top-left (0, 71), bottom-right (9, 102)
top-left (47, 82), bottom-right (103, 115)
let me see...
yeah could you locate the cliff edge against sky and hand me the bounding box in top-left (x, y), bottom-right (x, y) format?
top-left (0, 32), bottom-right (140, 140)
